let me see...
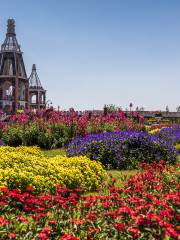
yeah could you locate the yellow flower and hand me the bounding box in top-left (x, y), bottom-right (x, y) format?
top-left (0, 146), bottom-right (106, 192)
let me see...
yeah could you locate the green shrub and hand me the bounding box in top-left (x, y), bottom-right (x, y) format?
top-left (3, 127), bottom-right (23, 146)
top-left (37, 131), bottom-right (55, 149)
top-left (23, 124), bottom-right (41, 146)
top-left (51, 123), bottom-right (69, 147)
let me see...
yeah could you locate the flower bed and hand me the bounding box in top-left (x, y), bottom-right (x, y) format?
top-left (147, 123), bottom-right (176, 131)
top-left (67, 131), bottom-right (177, 169)
top-left (0, 161), bottom-right (179, 239)
top-left (1, 110), bottom-right (144, 149)
top-left (0, 146), bottom-right (106, 192)
top-left (154, 125), bottom-right (180, 145)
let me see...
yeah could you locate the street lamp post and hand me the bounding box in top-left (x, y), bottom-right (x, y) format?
top-left (129, 102), bottom-right (133, 112)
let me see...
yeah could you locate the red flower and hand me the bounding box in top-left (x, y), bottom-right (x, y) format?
top-left (166, 227), bottom-right (179, 238)
top-left (35, 212), bottom-right (46, 221)
top-left (42, 226), bottom-right (51, 235)
top-left (102, 201), bottom-right (112, 207)
top-left (17, 216), bottom-right (28, 222)
top-left (70, 218), bottom-right (84, 225)
top-left (114, 223), bottom-right (126, 231)
top-left (87, 212), bottom-right (97, 220)
top-left (0, 217), bottom-right (9, 225)
top-left (0, 187), bottom-right (9, 193)
top-left (26, 186), bottom-right (35, 192)
top-left (61, 233), bottom-right (80, 240)
top-left (117, 206), bottom-right (132, 214)
top-left (38, 232), bottom-right (48, 240)
top-left (160, 210), bottom-right (173, 219)
top-left (49, 219), bottom-right (57, 225)
top-left (128, 227), bottom-right (140, 238)
top-left (7, 233), bottom-right (16, 239)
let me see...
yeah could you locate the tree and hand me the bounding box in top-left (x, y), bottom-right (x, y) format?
top-left (165, 106), bottom-right (169, 112)
top-left (176, 106), bottom-right (180, 112)
top-left (136, 106), bottom-right (139, 111)
top-left (139, 107), bottom-right (144, 111)
top-left (103, 104), bottom-right (108, 116)
top-left (103, 104), bottom-right (121, 114)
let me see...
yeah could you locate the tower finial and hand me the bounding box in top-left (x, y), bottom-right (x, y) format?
top-left (32, 64), bottom-right (36, 71)
top-left (7, 18), bottom-right (16, 35)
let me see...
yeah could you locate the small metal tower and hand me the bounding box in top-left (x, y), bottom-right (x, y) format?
top-left (29, 64), bottom-right (46, 110)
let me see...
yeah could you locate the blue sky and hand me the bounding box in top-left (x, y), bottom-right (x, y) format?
top-left (0, 0), bottom-right (180, 111)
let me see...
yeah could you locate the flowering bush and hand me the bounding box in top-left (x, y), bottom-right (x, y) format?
top-left (1, 110), bottom-right (144, 149)
top-left (0, 146), bottom-right (106, 192)
top-left (67, 131), bottom-right (177, 169)
top-left (0, 161), bottom-right (179, 239)
top-left (154, 125), bottom-right (180, 145)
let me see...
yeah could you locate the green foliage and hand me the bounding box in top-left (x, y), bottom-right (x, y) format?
top-left (50, 123), bottom-right (69, 147)
top-left (3, 127), bottom-right (23, 146)
top-left (3, 124), bottom-right (55, 149)
top-left (23, 124), bottom-right (40, 146)
top-left (37, 131), bottom-right (55, 149)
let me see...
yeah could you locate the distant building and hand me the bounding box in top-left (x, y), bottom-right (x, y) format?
top-left (0, 19), bottom-right (46, 113)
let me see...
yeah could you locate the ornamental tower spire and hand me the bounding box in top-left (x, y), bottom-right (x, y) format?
top-left (1, 19), bottom-right (21, 52)
top-left (29, 64), bottom-right (43, 88)
top-left (0, 19), bottom-right (29, 112)
top-left (29, 64), bottom-right (46, 110)
top-left (7, 18), bottom-right (16, 35)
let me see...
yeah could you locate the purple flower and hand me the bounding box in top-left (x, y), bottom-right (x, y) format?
top-left (67, 130), bottom-right (177, 169)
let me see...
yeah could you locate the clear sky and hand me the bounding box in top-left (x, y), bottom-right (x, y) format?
top-left (0, 0), bottom-right (180, 111)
